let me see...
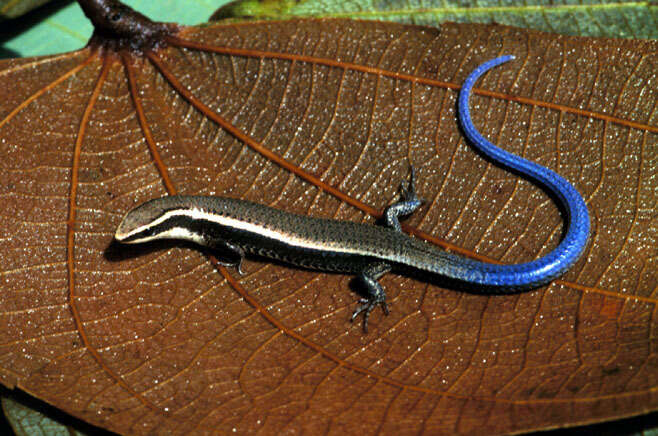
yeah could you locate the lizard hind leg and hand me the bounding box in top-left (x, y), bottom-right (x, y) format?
top-left (351, 262), bottom-right (392, 332)
top-left (383, 166), bottom-right (425, 232)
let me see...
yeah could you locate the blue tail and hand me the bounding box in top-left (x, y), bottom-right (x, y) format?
top-left (453, 55), bottom-right (590, 288)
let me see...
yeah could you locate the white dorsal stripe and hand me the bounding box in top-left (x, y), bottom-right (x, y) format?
top-left (119, 207), bottom-right (387, 259)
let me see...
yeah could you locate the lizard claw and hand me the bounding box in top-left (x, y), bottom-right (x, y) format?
top-left (350, 297), bottom-right (389, 333)
top-left (400, 166), bottom-right (425, 205)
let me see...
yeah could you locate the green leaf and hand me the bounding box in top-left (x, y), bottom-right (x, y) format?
top-left (212, 0), bottom-right (658, 39)
top-left (1, 0), bottom-right (233, 58)
top-left (0, 0), bottom-right (53, 20)
top-left (2, 396), bottom-right (83, 436)
top-left (1, 391), bottom-right (111, 436)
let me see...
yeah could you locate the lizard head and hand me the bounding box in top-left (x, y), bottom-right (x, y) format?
top-left (114, 196), bottom-right (201, 244)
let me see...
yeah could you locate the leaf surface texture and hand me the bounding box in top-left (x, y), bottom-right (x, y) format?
top-left (0, 19), bottom-right (656, 434)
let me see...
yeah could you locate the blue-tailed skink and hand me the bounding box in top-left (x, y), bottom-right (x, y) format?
top-left (115, 56), bottom-right (590, 331)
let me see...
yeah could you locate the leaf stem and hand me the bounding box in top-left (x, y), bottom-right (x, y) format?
top-left (77, 0), bottom-right (177, 51)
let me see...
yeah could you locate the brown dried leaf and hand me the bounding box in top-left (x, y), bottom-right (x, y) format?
top-left (0, 16), bottom-right (656, 435)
